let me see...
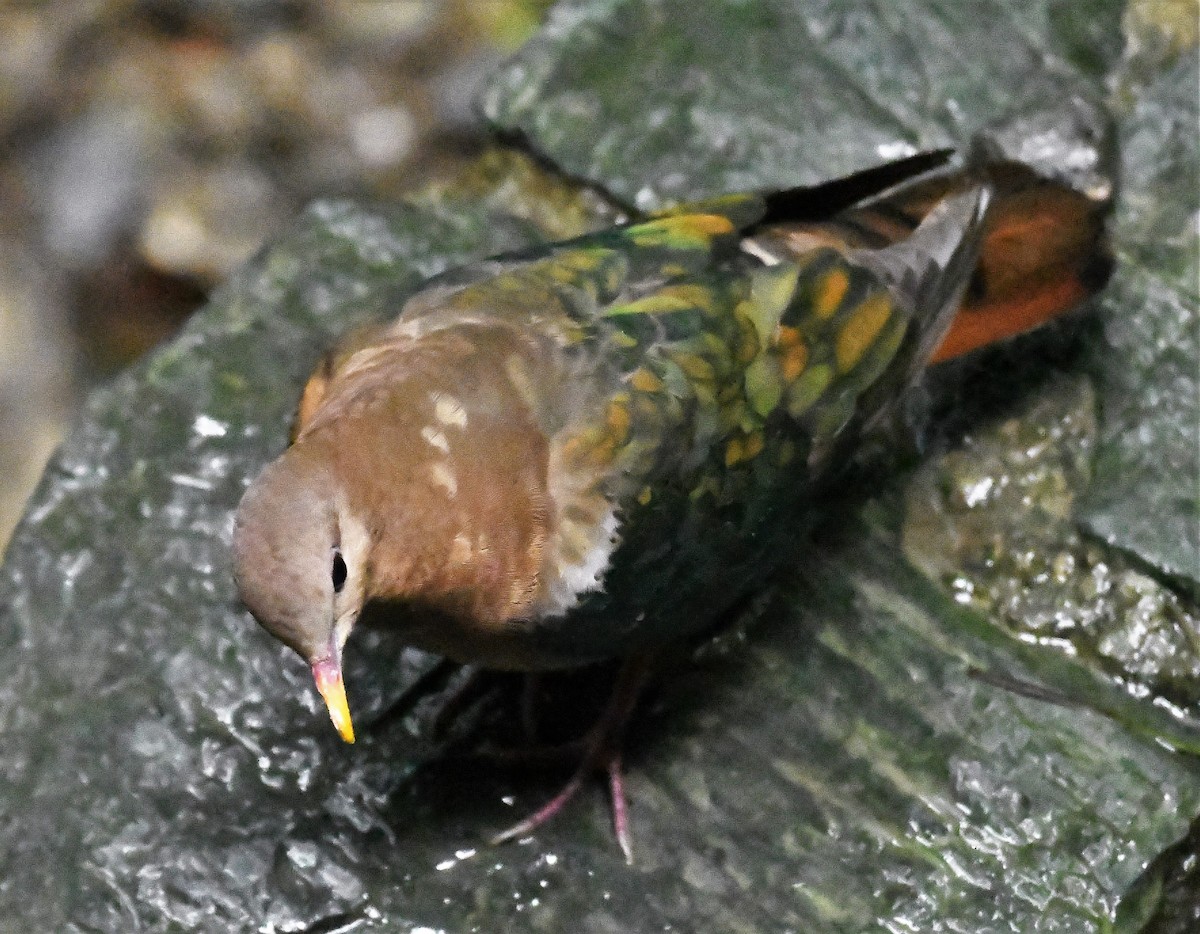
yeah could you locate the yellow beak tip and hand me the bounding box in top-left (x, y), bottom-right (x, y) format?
top-left (312, 659), bottom-right (356, 745)
top-left (321, 689), bottom-right (356, 745)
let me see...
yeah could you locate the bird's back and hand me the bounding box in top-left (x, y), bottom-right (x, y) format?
top-left (288, 175), bottom-right (990, 668)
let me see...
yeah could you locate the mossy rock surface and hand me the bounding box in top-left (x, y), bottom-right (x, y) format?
top-left (1, 1), bottom-right (1197, 930)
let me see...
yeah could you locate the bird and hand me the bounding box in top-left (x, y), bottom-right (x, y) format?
top-left (232, 148), bottom-right (1111, 861)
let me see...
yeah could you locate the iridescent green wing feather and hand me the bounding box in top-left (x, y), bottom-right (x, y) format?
top-left (522, 190), bottom-right (991, 661)
top-left (562, 189), bottom-right (986, 494)
top-left (395, 186), bottom-right (987, 513)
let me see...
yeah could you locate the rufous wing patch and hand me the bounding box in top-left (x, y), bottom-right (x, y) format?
top-left (292, 354), bottom-right (333, 442)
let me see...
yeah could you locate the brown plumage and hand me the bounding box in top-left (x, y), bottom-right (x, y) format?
top-left (232, 148), bottom-right (1110, 857)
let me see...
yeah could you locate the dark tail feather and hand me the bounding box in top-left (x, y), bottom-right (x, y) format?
top-left (757, 149), bottom-right (954, 225)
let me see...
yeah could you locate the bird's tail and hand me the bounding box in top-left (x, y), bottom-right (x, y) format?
top-left (756, 154), bottom-right (1113, 363)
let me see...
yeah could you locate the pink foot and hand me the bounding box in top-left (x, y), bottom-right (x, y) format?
top-left (489, 771), bottom-right (587, 846)
top-left (608, 752), bottom-right (632, 864)
top-left (488, 653), bottom-right (655, 862)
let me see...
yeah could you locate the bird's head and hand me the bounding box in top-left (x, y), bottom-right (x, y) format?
top-left (232, 444), bottom-right (369, 743)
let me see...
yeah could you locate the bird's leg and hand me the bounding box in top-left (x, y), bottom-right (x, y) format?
top-left (490, 651), bottom-right (657, 864)
top-left (607, 749), bottom-right (631, 860)
top-left (460, 672), bottom-right (581, 765)
top-left (430, 665), bottom-right (499, 740)
top-left (370, 662), bottom-right (504, 743)
top-left (367, 657), bottom-right (459, 735)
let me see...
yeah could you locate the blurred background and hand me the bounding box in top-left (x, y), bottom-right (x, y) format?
top-left (0, 0), bottom-right (550, 551)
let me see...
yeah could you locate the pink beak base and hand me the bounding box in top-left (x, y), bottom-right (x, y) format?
top-left (311, 656), bottom-right (355, 743)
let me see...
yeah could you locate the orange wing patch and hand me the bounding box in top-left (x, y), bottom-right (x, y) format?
top-left (291, 354), bottom-right (333, 443)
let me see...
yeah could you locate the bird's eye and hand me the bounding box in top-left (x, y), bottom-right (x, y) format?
top-left (332, 550), bottom-right (347, 593)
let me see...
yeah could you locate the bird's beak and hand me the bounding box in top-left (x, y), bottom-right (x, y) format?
top-left (311, 653), bottom-right (355, 744)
